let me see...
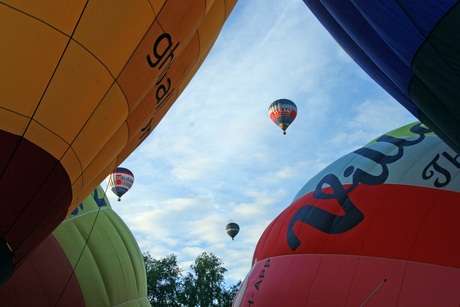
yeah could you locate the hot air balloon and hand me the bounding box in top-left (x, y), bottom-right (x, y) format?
top-left (0, 0), bottom-right (238, 285)
top-left (303, 0), bottom-right (460, 155)
top-left (233, 122), bottom-right (460, 306)
top-left (107, 167), bottom-right (134, 201)
top-left (226, 223), bottom-right (240, 240)
top-left (0, 185), bottom-right (149, 306)
top-left (268, 99), bottom-right (297, 135)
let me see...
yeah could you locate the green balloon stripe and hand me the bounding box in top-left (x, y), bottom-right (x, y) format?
top-left (53, 185), bottom-right (149, 306)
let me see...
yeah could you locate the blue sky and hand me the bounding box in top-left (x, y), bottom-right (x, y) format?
top-left (106, 0), bottom-right (416, 286)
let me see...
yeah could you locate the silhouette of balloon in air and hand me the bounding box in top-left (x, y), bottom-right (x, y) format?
top-left (226, 223), bottom-right (240, 240)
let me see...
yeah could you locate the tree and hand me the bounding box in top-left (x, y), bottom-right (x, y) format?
top-left (182, 252), bottom-right (228, 307)
top-left (143, 252), bottom-right (241, 307)
top-left (144, 252), bottom-right (183, 307)
top-left (221, 281), bottom-right (242, 306)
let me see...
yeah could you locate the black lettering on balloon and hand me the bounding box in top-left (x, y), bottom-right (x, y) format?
top-left (155, 77), bottom-right (175, 112)
top-left (258, 269), bottom-right (265, 279)
top-left (139, 117), bottom-right (153, 142)
top-left (247, 258), bottom-right (271, 305)
top-left (422, 154), bottom-right (451, 188)
top-left (147, 33), bottom-right (179, 88)
top-left (287, 123), bottom-right (432, 251)
top-left (147, 33), bottom-right (179, 70)
top-left (421, 145), bottom-right (460, 188)
top-left (287, 174), bottom-right (364, 251)
top-left (442, 152), bottom-right (460, 168)
top-left (139, 32), bottom-right (179, 146)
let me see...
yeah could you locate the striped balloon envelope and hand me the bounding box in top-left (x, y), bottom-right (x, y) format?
top-left (0, 0), bottom-right (238, 285)
top-left (268, 99), bottom-right (297, 135)
top-left (233, 122), bottom-right (460, 306)
top-left (226, 222), bottom-right (240, 240)
top-left (107, 167), bottom-right (135, 201)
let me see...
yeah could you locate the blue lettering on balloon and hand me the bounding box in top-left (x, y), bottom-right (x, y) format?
top-left (70, 188), bottom-right (108, 216)
top-left (71, 203), bottom-right (83, 216)
top-left (93, 188), bottom-right (108, 208)
top-left (287, 123), bottom-right (431, 251)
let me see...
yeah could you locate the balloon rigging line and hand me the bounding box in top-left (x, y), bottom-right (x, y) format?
top-left (112, 296), bottom-right (149, 307)
top-left (360, 279), bottom-right (387, 307)
top-left (62, 206), bottom-right (110, 223)
top-left (54, 182), bottom-right (110, 307)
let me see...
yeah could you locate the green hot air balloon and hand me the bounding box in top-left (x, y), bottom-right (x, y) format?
top-left (0, 185), bottom-right (149, 307)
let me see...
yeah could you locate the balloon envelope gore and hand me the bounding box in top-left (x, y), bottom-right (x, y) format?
top-left (0, 0), bottom-right (238, 286)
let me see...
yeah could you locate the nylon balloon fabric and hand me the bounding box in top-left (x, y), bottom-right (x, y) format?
top-left (0, 186), bottom-right (149, 307)
top-left (303, 0), bottom-right (460, 155)
top-left (0, 0), bottom-right (238, 285)
top-left (233, 122), bottom-right (460, 306)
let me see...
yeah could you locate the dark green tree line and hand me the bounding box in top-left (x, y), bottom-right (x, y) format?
top-left (144, 252), bottom-right (241, 307)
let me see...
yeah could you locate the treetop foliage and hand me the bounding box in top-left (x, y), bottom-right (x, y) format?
top-left (144, 251), bottom-right (241, 307)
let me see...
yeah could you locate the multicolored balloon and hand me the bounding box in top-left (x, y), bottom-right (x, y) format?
top-left (0, 0), bottom-right (238, 285)
top-left (226, 223), bottom-right (240, 240)
top-left (234, 122), bottom-right (460, 306)
top-left (107, 167), bottom-right (135, 201)
top-left (0, 186), bottom-right (149, 306)
top-left (303, 0), bottom-right (460, 154)
top-left (268, 99), bottom-right (297, 135)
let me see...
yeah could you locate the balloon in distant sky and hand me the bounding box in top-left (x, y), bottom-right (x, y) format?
top-left (226, 223), bottom-right (240, 240)
top-left (268, 99), bottom-right (297, 135)
top-left (0, 0), bottom-right (238, 285)
top-left (0, 186), bottom-right (149, 306)
top-left (107, 167), bottom-right (134, 201)
top-left (303, 0), bottom-right (460, 154)
top-left (233, 122), bottom-right (460, 306)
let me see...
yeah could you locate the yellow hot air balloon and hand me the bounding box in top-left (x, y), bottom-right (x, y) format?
top-left (0, 0), bottom-right (238, 285)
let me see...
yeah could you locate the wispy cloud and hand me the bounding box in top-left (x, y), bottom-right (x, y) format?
top-left (107, 0), bottom-right (416, 286)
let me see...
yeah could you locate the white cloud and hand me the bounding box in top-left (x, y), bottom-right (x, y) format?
top-left (107, 0), bottom-right (417, 288)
